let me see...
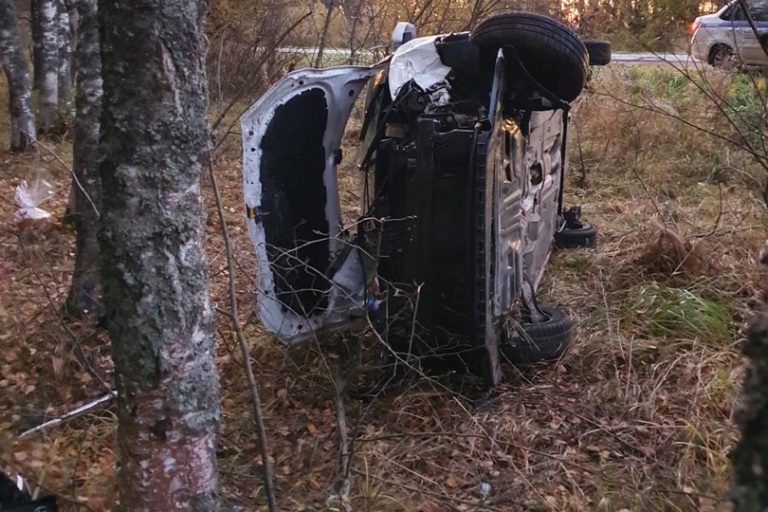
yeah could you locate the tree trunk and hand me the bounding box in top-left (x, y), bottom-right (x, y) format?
top-left (31, 0), bottom-right (42, 89)
top-left (314, 0), bottom-right (335, 68)
top-left (38, 0), bottom-right (58, 133)
top-left (64, 0), bottom-right (100, 316)
top-left (0, 0), bottom-right (37, 151)
top-left (731, 283), bottom-right (768, 510)
top-left (97, 1), bottom-right (221, 510)
top-left (64, 0), bottom-right (78, 33)
top-left (57, 0), bottom-right (73, 112)
top-left (345, 0), bottom-right (363, 65)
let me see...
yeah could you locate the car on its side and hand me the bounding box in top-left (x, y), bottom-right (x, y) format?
top-left (242, 12), bottom-right (610, 388)
top-left (690, 0), bottom-right (768, 68)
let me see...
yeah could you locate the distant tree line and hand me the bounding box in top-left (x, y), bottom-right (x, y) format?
top-left (209, 0), bottom-right (718, 54)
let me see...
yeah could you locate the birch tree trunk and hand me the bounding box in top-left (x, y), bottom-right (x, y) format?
top-left (57, 0), bottom-right (73, 112)
top-left (38, 0), bottom-right (58, 133)
top-left (64, 0), bottom-right (100, 315)
top-left (31, 0), bottom-right (42, 89)
top-left (97, 0), bottom-right (221, 510)
top-left (0, 0), bottom-right (37, 151)
top-left (64, 0), bottom-right (78, 33)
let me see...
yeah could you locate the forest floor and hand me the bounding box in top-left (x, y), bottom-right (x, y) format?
top-left (1, 63), bottom-right (766, 511)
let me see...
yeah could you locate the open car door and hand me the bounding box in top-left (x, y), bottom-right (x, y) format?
top-left (242, 66), bottom-right (379, 343)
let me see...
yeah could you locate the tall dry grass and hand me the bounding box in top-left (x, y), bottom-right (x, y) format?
top-left (2, 62), bottom-right (767, 511)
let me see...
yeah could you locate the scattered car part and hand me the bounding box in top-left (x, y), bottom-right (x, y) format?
top-left (14, 178), bottom-right (54, 225)
top-left (555, 222), bottom-right (598, 249)
top-left (584, 39), bottom-right (612, 65)
top-left (501, 307), bottom-right (572, 363)
top-left (555, 206), bottom-right (598, 249)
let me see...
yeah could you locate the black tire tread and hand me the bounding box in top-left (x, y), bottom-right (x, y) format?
top-left (502, 307), bottom-right (572, 363)
top-left (584, 39), bottom-right (611, 65)
top-left (555, 222), bottom-right (597, 249)
top-left (471, 12), bottom-right (588, 101)
top-left (473, 14), bottom-right (588, 61)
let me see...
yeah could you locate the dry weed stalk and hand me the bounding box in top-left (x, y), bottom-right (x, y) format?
top-left (635, 225), bottom-right (714, 281)
top-left (207, 158), bottom-right (277, 512)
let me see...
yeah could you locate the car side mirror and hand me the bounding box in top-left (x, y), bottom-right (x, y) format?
top-left (391, 22), bottom-right (417, 51)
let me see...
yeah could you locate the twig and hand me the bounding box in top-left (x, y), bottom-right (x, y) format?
top-left (350, 468), bottom-right (506, 512)
top-left (356, 431), bottom-right (600, 475)
top-left (207, 157), bottom-right (278, 512)
top-left (627, 109), bottom-right (667, 227)
top-left (17, 235), bottom-right (112, 394)
top-left (210, 11), bottom-right (311, 134)
top-left (32, 140), bottom-right (99, 217)
top-left (19, 392), bottom-right (115, 438)
top-left (572, 110), bottom-right (588, 187)
top-left (694, 183), bottom-right (725, 239)
top-left (332, 363), bottom-right (352, 510)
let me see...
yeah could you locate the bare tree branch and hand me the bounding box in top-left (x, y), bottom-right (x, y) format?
top-left (207, 157), bottom-right (278, 512)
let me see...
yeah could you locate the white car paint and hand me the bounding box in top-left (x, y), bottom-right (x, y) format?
top-left (241, 66), bottom-right (378, 342)
top-left (690, 0), bottom-right (768, 67)
top-left (387, 35), bottom-right (452, 99)
top-left (241, 37), bottom-right (461, 343)
top-left (242, 31), bottom-right (575, 346)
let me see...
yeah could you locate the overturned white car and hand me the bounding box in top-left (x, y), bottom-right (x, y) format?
top-left (242, 12), bottom-right (610, 387)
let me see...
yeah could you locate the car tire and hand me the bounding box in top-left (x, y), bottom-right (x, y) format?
top-left (470, 11), bottom-right (589, 102)
top-left (502, 307), bottom-right (572, 363)
top-left (709, 44), bottom-right (735, 69)
top-left (555, 221), bottom-right (597, 249)
top-left (584, 39), bottom-right (611, 66)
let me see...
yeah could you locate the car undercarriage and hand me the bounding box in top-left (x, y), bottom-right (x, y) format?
top-left (242, 12), bottom-right (609, 387)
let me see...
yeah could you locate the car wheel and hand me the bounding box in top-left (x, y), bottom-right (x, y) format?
top-left (470, 11), bottom-right (589, 102)
top-left (555, 221), bottom-right (598, 249)
top-left (583, 39), bottom-right (612, 66)
top-left (710, 44), bottom-right (735, 69)
top-left (501, 307), bottom-right (572, 363)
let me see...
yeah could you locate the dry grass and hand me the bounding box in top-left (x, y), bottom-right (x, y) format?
top-left (1, 64), bottom-right (766, 511)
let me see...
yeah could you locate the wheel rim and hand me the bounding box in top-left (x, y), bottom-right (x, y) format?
top-left (712, 47), bottom-right (734, 69)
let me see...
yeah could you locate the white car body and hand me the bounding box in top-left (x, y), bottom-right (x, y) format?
top-left (690, 0), bottom-right (768, 67)
top-left (241, 34), bottom-right (567, 344)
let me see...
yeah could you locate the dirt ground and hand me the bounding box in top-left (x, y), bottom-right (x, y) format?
top-left (1, 64), bottom-right (766, 511)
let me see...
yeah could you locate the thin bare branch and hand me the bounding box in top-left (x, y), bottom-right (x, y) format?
top-left (207, 157), bottom-right (278, 512)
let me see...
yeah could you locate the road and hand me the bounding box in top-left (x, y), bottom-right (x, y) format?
top-left (276, 47), bottom-right (703, 66)
top-left (611, 52), bottom-right (699, 65)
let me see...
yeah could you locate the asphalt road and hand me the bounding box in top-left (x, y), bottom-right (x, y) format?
top-left (277, 47), bottom-right (703, 66)
top-left (611, 52), bottom-right (699, 64)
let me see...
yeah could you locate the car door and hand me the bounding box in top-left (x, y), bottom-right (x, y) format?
top-left (726, 2), bottom-right (751, 61)
top-left (241, 65), bottom-right (380, 343)
top-left (739, 0), bottom-right (768, 64)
